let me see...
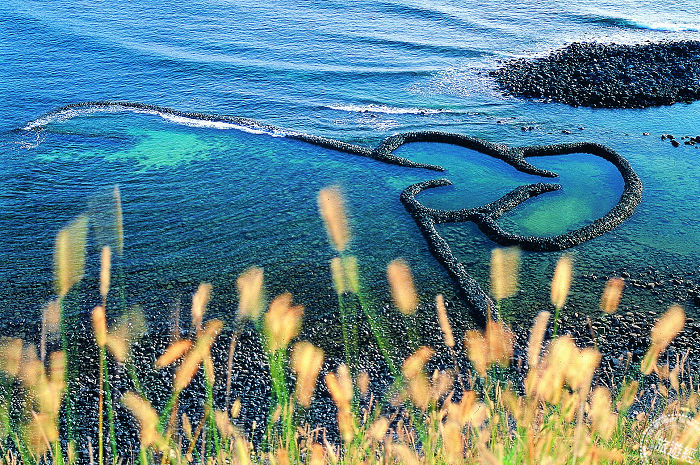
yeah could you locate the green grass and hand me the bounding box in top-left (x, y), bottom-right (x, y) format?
top-left (0, 187), bottom-right (698, 465)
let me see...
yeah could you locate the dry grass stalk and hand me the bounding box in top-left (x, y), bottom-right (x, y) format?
top-left (387, 259), bottom-right (418, 315)
top-left (330, 258), bottom-right (346, 295)
top-left (155, 340), bottom-right (193, 368)
top-left (174, 319), bottom-right (223, 392)
top-left (435, 294), bottom-right (454, 348)
top-left (114, 185), bottom-right (124, 255)
top-left (342, 256), bottom-right (360, 294)
top-left (551, 255), bottom-right (573, 309)
top-left (122, 392), bottom-right (166, 450)
top-left (600, 278), bottom-right (624, 314)
top-left (527, 311), bottom-right (550, 368)
top-left (191, 283), bottom-right (212, 331)
top-left (290, 342), bottom-right (324, 408)
top-left (263, 293), bottom-right (303, 352)
top-left (317, 186), bottom-right (350, 252)
top-left (91, 306), bottom-right (108, 348)
top-left (642, 305), bottom-right (686, 375)
top-left (465, 320), bottom-right (514, 377)
top-left (490, 247), bottom-right (520, 300)
top-left (53, 215), bottom-right (88, 297)
top-left (105, 308), bottom-right (147, 363)
top-left (0, 338), bottom-right (23, 377)
top-left (357, 371), bottom-right (370, 397)
top-left (237, 266), bottom-right (264, 321)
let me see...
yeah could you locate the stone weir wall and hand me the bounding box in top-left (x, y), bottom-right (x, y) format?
top-left (25, 103), bottom-right (642, 325)
top-left (391, 134), bottom-right (642, 324)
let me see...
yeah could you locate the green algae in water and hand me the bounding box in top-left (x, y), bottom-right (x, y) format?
top-left (500, 155), bottom-right (623, 236)
top-left (2, 112), bottom-right (467, 335)
top-left (393, 142), bottom-right (544, 211)
top-left (112, 129), bottom-right (215, 168)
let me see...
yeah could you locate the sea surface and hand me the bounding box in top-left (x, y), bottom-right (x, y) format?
top-left (1, 0), bottom-right (699, 342)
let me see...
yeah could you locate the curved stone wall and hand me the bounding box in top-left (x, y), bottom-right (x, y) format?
top-left (25, 102), bottom-right (643, 325)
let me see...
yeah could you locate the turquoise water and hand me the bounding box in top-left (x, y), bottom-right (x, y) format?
top-left (1, 0), bottom-right (698, 337)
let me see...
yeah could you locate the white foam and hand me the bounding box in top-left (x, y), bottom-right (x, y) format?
top-left (23, 104), bottom-right (287, 137)
top-left (158, 113), bottom-right (286, 137)
top-left (23, 105), bottom-right (124, 130)
top-left (326, 103), bottom-right (451, 115)
top-left (624, 18), bottom-right (700, 32)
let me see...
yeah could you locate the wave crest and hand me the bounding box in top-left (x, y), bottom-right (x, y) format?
top-left (578, 12), bottom-right (700, 33)
top-left (325, 103), bottom-right (453, 115)
top-left (23, 102), bottom-right (288, 137)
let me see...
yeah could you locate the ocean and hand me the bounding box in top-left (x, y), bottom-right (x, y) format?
top-left (1, 0), bottom-right (699, 342)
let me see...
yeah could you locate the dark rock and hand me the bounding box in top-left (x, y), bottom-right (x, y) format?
top-left (672, 139), bottom-right (680, 147)
top-left (491, 41), bottom-right (700, 108)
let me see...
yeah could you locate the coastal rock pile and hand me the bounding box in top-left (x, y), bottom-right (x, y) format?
top-left (491, 41), bottom-right (700, 108)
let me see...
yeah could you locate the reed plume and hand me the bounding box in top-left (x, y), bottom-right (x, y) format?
top-left (237, 267), bottom-right (264, 321)
top-left (642, 305), bottom-right (686, 374)
top-left (526, 311), bottom-right (550, 368)
top-left (342, 256), bottom-right (359, 294)
top-left (99, 246), bottom-right (111, 303)
top-left (490, 247), bottom-right (520, 301)
top-left (104, 308), bottom-right (147, 363)
top-left (550, 255), bottom-right (572, 337)
top-left (465, 320), bottom-right (513, 377)
top-left (155, 340), bottom-right (193, 368)
top-left (121, 392), bottom-right (166, 450)
top-left (174, 319), bottom-right (223, 392)
top-left (263, 293), bottom-right (303, 352)
top-left (324, 364), bottom-right (354, 442)
top-left (53, 215), bottom-right (88, 298)
top-left (0, 338), bottom-right (22, 377)
top-left (91, 305), bottom-right (108, 465)
top-left (317, 186), bottom-right (349, 252)
top-left (191, 283), bottom-right (212, 332)
top-left (600, 278), bottom-right (624, 314)
top-left (290, 341), bottom-right (324, 408)
top-left (92, 306), bottom-right (108, 349)
top-left (435, 294), bottom-right (454, 348)
top-left (550, 255), bottom-right (572, 309)
top-left (387, 259), bottom-right (418, 315)
top-left (330, 258), bottom-right (346, 295)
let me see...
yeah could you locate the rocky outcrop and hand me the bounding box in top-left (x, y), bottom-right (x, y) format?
top-left (491, 41), bottom-right (700, 108)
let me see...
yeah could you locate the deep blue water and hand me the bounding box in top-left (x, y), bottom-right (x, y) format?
top-left (1, 0), bottom-right (699, 336)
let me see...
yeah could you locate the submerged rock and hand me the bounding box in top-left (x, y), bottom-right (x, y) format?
top-left (491, 41), bottom-right (700, 109)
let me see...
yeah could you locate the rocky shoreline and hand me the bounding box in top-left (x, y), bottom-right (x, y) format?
top-left (491, 41), bottom-right (700, 108)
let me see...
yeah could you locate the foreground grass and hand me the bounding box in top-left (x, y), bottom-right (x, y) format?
top-left (0, 185), bottom-right (698, 465)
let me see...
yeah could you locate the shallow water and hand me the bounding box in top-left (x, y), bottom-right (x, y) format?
top-left (1, 0), bottom-right (698, 339)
